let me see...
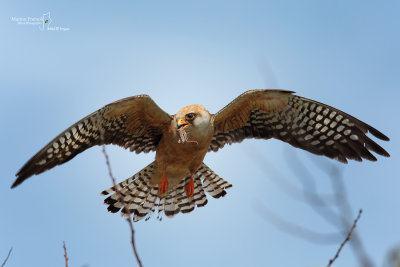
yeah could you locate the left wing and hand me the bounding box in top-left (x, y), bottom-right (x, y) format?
top-left (209, 89), bottom-right (390, 163)
top-left (12, 95), bottom-right (172, 188)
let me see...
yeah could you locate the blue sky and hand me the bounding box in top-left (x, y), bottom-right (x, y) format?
top-left (1, 1), bottom-right (399, 266)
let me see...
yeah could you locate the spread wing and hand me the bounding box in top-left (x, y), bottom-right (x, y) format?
top-left (210, 89), bottom-right (390, 163)
top-left (13, 95), bottom-right (172, 188)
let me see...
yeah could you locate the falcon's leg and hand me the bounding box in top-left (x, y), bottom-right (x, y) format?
top-left (158, 169), bottom-right (168, 195)
top-left (185, 173), bottom-right (194, 198)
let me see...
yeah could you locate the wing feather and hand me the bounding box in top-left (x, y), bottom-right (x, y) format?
top-left (13, 95), bottom-right (172, 188)
top-left (210, 89), bottom-right (389, 163)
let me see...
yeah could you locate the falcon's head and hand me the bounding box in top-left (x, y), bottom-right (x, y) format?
top-left (175, 105), bottom-right (212, 135)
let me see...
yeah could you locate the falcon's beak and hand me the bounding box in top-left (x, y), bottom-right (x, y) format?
top-left (177, 118), bottom-right (190, 129)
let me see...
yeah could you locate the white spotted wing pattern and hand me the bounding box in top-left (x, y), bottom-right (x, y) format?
top-left (210, 90), bottom-right (389, 163)
top-left (13, 95), bottom-right (172, 188)
top-left (13, 89), bottom-right (389, 221)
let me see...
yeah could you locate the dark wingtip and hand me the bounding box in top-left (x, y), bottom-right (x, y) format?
top-left (12, 162), bottom-right (39, 188)
top-left (377, 147), bottom-right (390, 157)
top-left (10, 182), bottom-right (18, 189)
top-left (369, 128), bottom-right (390, 141)
top-left (11, 175), bottom-right (25, 189)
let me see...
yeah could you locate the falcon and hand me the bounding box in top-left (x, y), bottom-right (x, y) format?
top-left (12, 90), bottom-right (390, 221)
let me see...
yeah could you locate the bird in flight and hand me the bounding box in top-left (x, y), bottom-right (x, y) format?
top-left (12, 90), bottom-right (390, 221)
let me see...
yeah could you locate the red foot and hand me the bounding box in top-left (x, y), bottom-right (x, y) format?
top-left (185, 174), bottom-right (194, 198)
top-left (159, 170), bottom-right (168, 195)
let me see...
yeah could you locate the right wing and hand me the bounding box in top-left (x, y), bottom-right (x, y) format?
top-left (209, 89), bottom-right (389, 163)
top-left (12, 95), bottom-right (172, 188)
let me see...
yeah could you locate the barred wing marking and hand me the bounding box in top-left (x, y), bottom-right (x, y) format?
top-left (210, 89), bottom-right (389, 163)
top-left (13, 95), bottom-right (171, 188)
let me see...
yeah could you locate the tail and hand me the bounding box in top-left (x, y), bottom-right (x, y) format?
top-left (101, 161), bottom-right (232, 221)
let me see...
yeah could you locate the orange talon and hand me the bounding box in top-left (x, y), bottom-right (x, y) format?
top-left (159, 169), bottom-right (168, 195)
top-left (185, 174), bottom-right (194, 198)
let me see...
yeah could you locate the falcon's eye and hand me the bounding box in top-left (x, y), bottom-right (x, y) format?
top-left (185, 113), bottom-right (196, 121)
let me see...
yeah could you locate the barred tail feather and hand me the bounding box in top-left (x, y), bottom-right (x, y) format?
top-left (199, 163), bottom-right (232, 198)
top-left (101, 162), bottom-right (232, 222)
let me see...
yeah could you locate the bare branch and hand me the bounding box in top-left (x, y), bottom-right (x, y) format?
top-left (327, 209), bottom-right (363, 267)
top-left (1, 247), bottom-right (12, 267)
top-left (101, 145), bottom-right (118, 190)
top-left (246, 147), bottom-right (336, 205)
top-left (249, 144), bottom-right (374, 266)
top-left (257, 203), bottom-right (342, 244)
top-left (101, 144), bottom-right (143, 267)
top-left (63, 241), bottom-right (69, 267)
top-left (97, 118), bottom-right (143, 267)
top-left (126, 216), bottom-right (142, 267)
top-left (312, 158), bottom-right (373, 267)
top-left (248, 147), bottom-right (343, 227)
top-left (285, 151), bottom-right (347, 227)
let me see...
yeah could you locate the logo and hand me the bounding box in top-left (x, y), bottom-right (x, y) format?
top-left (39, 12), bottom-right (52, 31)
top-left (10, 12), bottom-right (70, 32)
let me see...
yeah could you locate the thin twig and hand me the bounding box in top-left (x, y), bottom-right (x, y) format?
top-left (97, 118), bottom-right (143, 267)
top-left (126, 217), bottom-right (142, 266)
top-left (286, 151), bottom-right (346, 227)
top-left (248, 147), bottom-right (342, 227)
top-left (250, 145), bottom-right (372, 266)
top-left (63, 241), bottom-right (68, 267)
top-left (257, 203), bottom-right (341, 244)
top-left (314, 158), bottom-right (373, 267)
top-left (1, 247), bottom-right (12, 267)
top-left (327, 209), bottom-right (363, 267)
top-left (101, 144), bottom-right (143, 267)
